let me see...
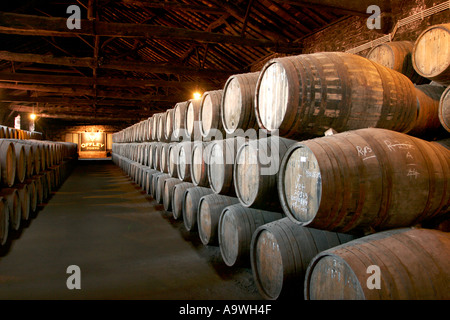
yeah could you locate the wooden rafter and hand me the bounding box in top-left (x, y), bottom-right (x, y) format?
top-left (0, 51), bottom-right (239, 78)
top-left (0, 72), bottom-right (212, 89)
top-left (0, 12), bottom-right (300, 51)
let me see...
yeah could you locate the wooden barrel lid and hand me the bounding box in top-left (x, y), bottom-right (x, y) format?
top-left (413, 24), bottom-right (450, 84)
top-left (280, 144), bottom-right (322, 224)
top-left (252, 229), bottom-right (284, 300)
top-left (439, 86), bottom-right (450, 132)
top-left (200, 94), bottom-right (214, 136)
top-left (208, 141), bottom-right (226, 193)
top-left (234, 141), bottom-right (260, 206)
top-left (256, 61), bottom-right (289, 131)
top-left (222, 76), bottom-right (243, 133)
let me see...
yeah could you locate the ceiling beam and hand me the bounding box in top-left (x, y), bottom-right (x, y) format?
top-left (0, 12), bottom-right (301, 52)
top-left (0, 82), bottom-right (186, 102)
top-left (270, 0), bottom-right (392, 16)
top-left (0, 72), bottom-right (212, 89)
top-left (0, 95), bottom-right (176, 109)
top-left (12, 111), bottom-right (149, 122)
top-left (0, 50), bottom-right (239, 78)
top-left (99, 0), bottom-right (226, 15)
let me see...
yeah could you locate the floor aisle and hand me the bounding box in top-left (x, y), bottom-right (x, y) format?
top-left (0, 160), bottom-right (261, 300)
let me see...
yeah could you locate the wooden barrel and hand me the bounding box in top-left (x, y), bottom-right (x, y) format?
top-left (39, 173), bottom-right (49, 202)
top-left (0, 126), bottom-right (6, 138)
top-left (150, 172), bottom-right (166, 199)
top-left (433, 138), bottom-right (450, 150)
top-left (0, 140), bottom-right (17, 187)
top-left (141, 166), bottom-right (149, 190)
top-left (16, 184), bottom-right (30, 221)
top-left (157, 111), bottom-right (167, 142)
top-left (207, 137), bottom-right (246, 196)
top-left (200, 90), bottom-right (225, 139)
top-left (146, 142), bottom-right (154, 167)
top-left (251, 217), bottom-right (355, 300)
top-left (171, 182), bottom-right (194, 220)
top-left (186, 99), bottom-right (202, 141)
top-left (27, 142), bottom-right (41, 175)
top-left (136, 144), bottom-right (143, 165)
top-left (147, 116), bottom-right (155, 142)
top-left (33, 175), bottom-right (44, 205)
top-left (408, 84), bottom-right (446, 137)
top-left (163, 177), bottom-right (183, 212)
top-left (143, 143), bottom-right (151, 167)
top-left (155, 173), bottom-right (171, 205)
top-left (151, 112), bottom-right (163, 142)
top-left (144, 168), bottom-right (158, 195)
top-left (305, 227), bottom-right (450, 300)
top-left (146, 142), bottom-right (155, 168)
top-left (165, 108), bottom-right (175, 141)
top-left (439, 86), bottom-right (450, 133)
top-left (167, 143), bottom-right (179, 179)
top-left (0, 197), bottom-right (8, 246)
top-left (219, 205), bottom-right (284, 267)
top-left (153, 142), bottom-right (166, 171)
top-left (26, 179), bottom-right (37, 214)
top-left (160, 143), bottom-right (171, 174)
top-left (177, 141), bottom-right (194, 182)
top-left (182, 186), bottom-right (213, 232)
top-left (0, 188), bottom-right (21, 231)
top-left (197, 194), bottom-right (240, 246)
top-left (255, 52), bottom-right (417, 139)
top-left (366, 41), bottom-right (429, 84)
top-left (38, 143), bottom-right (50, 170)
top-left (221, 72), bottom-right (260, 135)
top-left (173, 101), bottom-right (189, 140)
top-left (234, 137), bottom-right (296, 210)
top-left (135, 165), bottom-right (144, 187)
top-left (11, 140), bottom-right (41, 174)
top-left (278, 128), bottom-right (450, 233)
top-left (190, 142), bottom-right (211, 187)
top-left (412, 23), bottom-right (450, 86)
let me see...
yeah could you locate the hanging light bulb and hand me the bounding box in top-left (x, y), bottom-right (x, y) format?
top-left (193, 92), bottom-right (202, 99)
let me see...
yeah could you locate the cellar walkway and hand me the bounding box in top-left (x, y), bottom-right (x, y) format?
top-left (0, 160), bottom-right (261, 300)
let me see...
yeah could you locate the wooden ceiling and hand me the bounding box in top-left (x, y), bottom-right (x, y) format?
top-left (0, 0), bottom-right (378, 126)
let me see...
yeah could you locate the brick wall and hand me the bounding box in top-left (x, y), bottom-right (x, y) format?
top-left (251, 0), bottom-right (449, 71)
top-left (302, 0), bottom-right (449, 55)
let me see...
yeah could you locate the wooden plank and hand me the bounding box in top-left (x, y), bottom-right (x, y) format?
top-left (270, 0), bottom-right (390, 16)
top-left (100, 0), bottom-right (226, 15)
top-left (0, 95), bottom-right (167, 107)
top-left (0, 50), bottom-right (239, 78)
top-left (0, 82), bottom-right (184, 101)
top-left (0, 72), bottom-right (212, 89)
top-left (0, 12), bottom-right (301, 51)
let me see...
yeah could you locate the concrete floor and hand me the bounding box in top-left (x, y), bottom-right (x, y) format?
top-left (0, 160), bottom-right (262, 300)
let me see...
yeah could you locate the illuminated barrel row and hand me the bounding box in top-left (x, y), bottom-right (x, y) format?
top-left (114, 127), bottom-right (450, 236)
top-left (111, 25), bottom-right (450, 300)
top-left (0, 125), bottom-right (43, 141)
top-left (113, 126), bottom-right (450, 301)
top-left (115, 24), bottom-right (450, 146)
top-left (0, 139), bottom-right (78, 188)
top-left (0, 143), bottom-right (77, 247)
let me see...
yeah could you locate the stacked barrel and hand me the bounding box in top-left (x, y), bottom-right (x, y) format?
top-left (0, 125), bottom-right (43, 141)
top-left (0, 125), bottom-right (77, 247)
top-left (112, 23), bottom-right (450, 300)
